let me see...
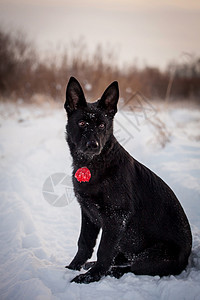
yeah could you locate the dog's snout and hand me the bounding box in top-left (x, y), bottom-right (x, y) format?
top-left (86, 140), bottom-right (99, 150)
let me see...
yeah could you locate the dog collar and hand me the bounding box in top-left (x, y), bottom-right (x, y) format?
top-left (75, 167), bottom-right (91, 183)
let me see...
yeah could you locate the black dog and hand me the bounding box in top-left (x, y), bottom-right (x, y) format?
top-left (64, 77), bottom-right (192, 284)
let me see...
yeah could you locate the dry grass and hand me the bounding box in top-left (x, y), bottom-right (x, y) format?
top-left (0, 28), bottom-right (200, 107)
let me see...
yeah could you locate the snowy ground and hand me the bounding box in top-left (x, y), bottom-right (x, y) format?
top-left (0, 100), bottom-right (200, 300)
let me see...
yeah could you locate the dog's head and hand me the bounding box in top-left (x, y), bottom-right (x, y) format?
top-left (64, 77), bottom-right (119, 158)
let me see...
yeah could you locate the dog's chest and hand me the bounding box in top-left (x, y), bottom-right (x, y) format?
top-left (77, 193), bottom-right (104, 226)
top-left (86, 202), bottom-right (103, 226)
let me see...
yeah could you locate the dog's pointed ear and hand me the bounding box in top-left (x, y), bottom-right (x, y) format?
top-left (98, 81), bottom-right (119, 115)
top-left (64, 77), bottom-right (87, 114)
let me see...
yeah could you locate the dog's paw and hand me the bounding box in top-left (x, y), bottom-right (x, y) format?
top-left (71, 272), bottom-right (101, 284)
top-left (65, 263), bottom-right (82, 271)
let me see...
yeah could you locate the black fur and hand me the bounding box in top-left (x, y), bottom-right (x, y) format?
top-left (64, 77), bottom-right (192, 284)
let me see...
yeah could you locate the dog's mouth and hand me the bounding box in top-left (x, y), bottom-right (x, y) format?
top-left (77, 140), bottom-right (102, 157)
top-left (78, 148), bottom-right (102, 157)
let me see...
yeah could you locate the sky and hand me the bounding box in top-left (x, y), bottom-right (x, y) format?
top-left (0, 0), bottom-right (200, 69)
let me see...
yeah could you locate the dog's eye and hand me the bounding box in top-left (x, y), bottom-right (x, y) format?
top-left (99, 123), bottom-right (105, 129)
top-left (78, 120), bottom-right (86, 127)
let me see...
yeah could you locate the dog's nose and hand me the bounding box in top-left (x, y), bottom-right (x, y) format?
top-left (86, 140), bottom-right (99, 149)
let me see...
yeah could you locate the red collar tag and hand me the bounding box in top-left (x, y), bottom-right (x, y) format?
top-left (75, 167), bottom-right (91, 183)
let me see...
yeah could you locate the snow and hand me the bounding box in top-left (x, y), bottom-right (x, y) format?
top-left (0, 101), bottom-right (200, 300)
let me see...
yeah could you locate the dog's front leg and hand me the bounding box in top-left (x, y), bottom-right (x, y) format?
top-left (71, 221), bottom-right (124, 283)
top-left (66, 209), bottom-right (100, 271)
